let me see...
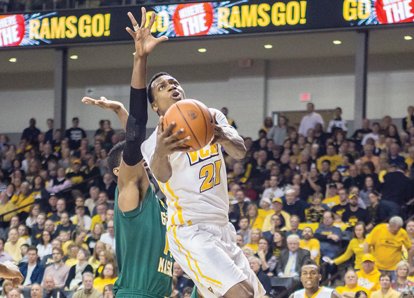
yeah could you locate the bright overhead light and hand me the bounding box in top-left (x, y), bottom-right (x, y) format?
top-left (333, 40), bottom-right (342, 45)
top-left (70, 55), bottom-right (78, 60)
top-left (404, 35), bottom-right (413, 41)
top-left (8, 58), bottom-right (17, 63)
top-left (264, 44), bottom-right (273, 49)
top-left (198, 48), bottom-right (207, 53)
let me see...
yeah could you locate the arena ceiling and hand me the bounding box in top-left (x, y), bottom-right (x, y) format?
top-left (0, 26), bottom-right (414, 74)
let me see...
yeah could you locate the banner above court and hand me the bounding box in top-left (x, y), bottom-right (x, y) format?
top-left (1, 0), bottom-right (413, 48)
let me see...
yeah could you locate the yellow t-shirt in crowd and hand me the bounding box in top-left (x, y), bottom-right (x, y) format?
top-left (371, 289), bottom-right (401, 298)
top-left (322, 196), bottom-right (340, 209)
top-left (336, 285), bottom-right (370, 296)
top-left (300, 238), bottom-right (320, 264)
top-left (4, 238), bottom-right (26, 263)
top-left (317, 155), bottom-right (344, 172)
top-left (93, 277), bottom-right (117, 293)
top-left (243, 243), bottom-right (258, 254)
top-left (357, 267), bottom-right (381, 292)
top-left (262, 211), bottom-right (291, 232)
top-left (334, 238), bottom-right (366, 270)
top-left (365, 223), bottom-right (412, 270)
top-left (10, 193), bottom-right (35, 213)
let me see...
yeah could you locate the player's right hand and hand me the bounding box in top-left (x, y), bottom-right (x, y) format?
top-left (82, 96), bottom-right (125, 113)
top-left (155, 116), bottom-right (192, 155)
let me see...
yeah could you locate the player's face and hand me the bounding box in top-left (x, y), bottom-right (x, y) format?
top-left (300, 265), bottom-right (320, 289)
top-left (151, 75), bottom-right (185, 116)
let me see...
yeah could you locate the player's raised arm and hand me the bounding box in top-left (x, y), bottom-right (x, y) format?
top-left (116, 8), bottom-right (168, 211)
top-left (211, 109), bottom-right (246, 160)
top-left (82, 96), bottom-right (129, 129)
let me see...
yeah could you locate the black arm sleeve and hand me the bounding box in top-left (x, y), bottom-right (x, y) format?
top-left (122, 87), bottom-right (148, 166)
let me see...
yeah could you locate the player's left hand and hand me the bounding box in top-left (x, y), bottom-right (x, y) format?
top-left (0, 262), bottom-right (24, 286)
top-left (126, 7), bottom-right (168, 58)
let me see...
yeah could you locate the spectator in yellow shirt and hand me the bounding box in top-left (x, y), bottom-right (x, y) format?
top-left (328, 222), bottom-right (367, 270)
top-left (371, 273), bottom-right (401, 298)
top-left (247, 204), bottom-right (264, 231)
top-left (93, 262), bottom-right (117, 293)
top-left (243, 229), bottom-right (261, 253)
top-left (365, 216), bottom-right (411, 272)
top-left (322, 184), bottom-right (340, 209)
top-left (300, 227), bottom-right (320, 264)
top-left (4, 228), bottom-right (26, 263)
top-left (317, 144), bottom-right (344, 172)
top-left (10, 181), bottom-right (35, 215)
top-left (357, 255), bottom-right (381, 292)
top-left (262, 197), bottom-right (291, 232)
top-left (336, 269), bottom-right (371, 297)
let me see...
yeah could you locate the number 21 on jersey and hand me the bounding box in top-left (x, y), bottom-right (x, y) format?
top-left (199, 160), bottom-right (222, 193)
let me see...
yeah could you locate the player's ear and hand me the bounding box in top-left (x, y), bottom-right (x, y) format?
top-left (151, 102), bottom-right (159, 113)
top-left (112, 167), bottom-right (120, 177)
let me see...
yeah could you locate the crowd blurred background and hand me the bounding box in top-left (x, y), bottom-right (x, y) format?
top-left (0, 101), bottom-right (413, 297)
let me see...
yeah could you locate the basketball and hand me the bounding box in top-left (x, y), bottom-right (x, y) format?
top-left (163, 99), bottom-right (215, 151)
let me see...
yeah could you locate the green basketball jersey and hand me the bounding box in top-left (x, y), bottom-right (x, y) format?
top-left (113, 186), bottom-right (173, 297)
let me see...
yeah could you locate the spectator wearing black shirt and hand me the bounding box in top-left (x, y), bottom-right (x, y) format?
top-left (366, 191), bottom-right (400, 231)
top-left (21, 118), bottom-right (41, 147)
top-left (402, 105), bottom-right (414, 132)
top-left (65, 117), bottom-right (86, 150)
top-left (44, 119), bottom-right (54, 145)
top-left (352, 119), bottom-right (372, 144)
top-left (342, 194), bottom-right (370, 227)
top-left (283, 187), bottom-right (308, 222)
top-left (381, 164), bottom-right (413, 205)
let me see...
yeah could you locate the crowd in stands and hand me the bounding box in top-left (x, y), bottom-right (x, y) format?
top-left (0, 0), bottom-right (208, 13)
top-left (0, 103), bottom-right (413, 297)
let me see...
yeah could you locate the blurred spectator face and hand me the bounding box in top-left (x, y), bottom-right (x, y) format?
top-left (36, 214), bottom-right (46, 226)
top-left (362, 260), bottom-right (374, 273)
top-left (97, 204), bottom-right (107, 216)
top-left (8, 229), bottom-right (18, 243)
top-left (368, 192), bottom-right (379, 205)
top-left (106, 209), bottom-right (114, 222)
top-left (326, 145), bottom-right (336, 156)
top-left (30, 284), bottom-right (43, 298)
top-left (285, 190), bottom-right (296, 204)
top-left (59, 231), bottom-right (70, 243)
top-left (235, 190), bottom-right (245, 203)
top-left (83, 274), bottom-right (94, 291)
top-left (287, 237), bottom-right (300, 252)
top-left (290, 216), bottom-right (300, 229)
top-left (269, 176), bottom-right (278, 188)
top-left (321, 161), bottom-right (330, 173)
top-left (89, 186), bottom-right (99, 200)
top-left (344, 271), bottom-right (358, 287)
top-left (272, 201), bottom-right (283, 212)
top-left (247, 205), bottom-right (257, 218)
top-left (56, 199), bottom-right (66, 212)
top-left (107, 221), bottom-right (114, 237)
top-left (306, 103), bottom-right (315, 113)
top-left (302, 227), bottom-right (313, 240)
top-left (349, 195), bottom-right (358, 207)
top-left (77, 249), bottom-right (87, 262)
top-left (390, 143), bottom-right (400, 155)
top-left (388, 222), bottom-right (401, 235)
top-left (396, 263), bottom-right (409, 278)
top-left (27, 249), bottom-right (38, 263)
top-left (8, 289), bottom-right (21, 298)
top-left (249, 257), bottom-right (261, 274)
top-left (48, 195), bottom-right (58, 208)
top-left (98, 192), bottom-right (108, 204)
top-left (60, 213), bottom-right (69, 225)
top-left (10, 216), bottom-right (19, 228)
top-left (236, 234), bottom-right (243, 247)
top-left (251, 229), bottom-right (261, 242)
top-left (379, 275), bottom-right (391, 290)
top-left (45, 220), bottom-right (55, 233)
top-left (372, 123), bottom-right (380, 133)
top-left (173, 262), bottom-right (184, 277)
top-left (233, 162), bottom-right (244, 176)
top-left (258, 239), bottom-right (268, 252)
top-left (57, 168), bottom-right (66, 178)
top-left (20, 182), bottom-right (30, 196)
top-left (52, 249), bottom-right (63, 263)
top-left (43, 276), bottom-right (55, 291)
top-left (406, 221), bottom-right (414, 236)
top-left (322, 212), bottom-right (334, 226)
top-left (103, 263), bottom-right (114, 278)
top-left (271, 215), bottom-right (282, 229)
top-left (51, 239), bottom-right (61, 249)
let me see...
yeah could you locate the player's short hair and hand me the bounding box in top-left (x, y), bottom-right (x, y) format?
top-left (107, 141), bottom-right (126, 177)
top-left (300, 260), bottom-right (320, 274)
top-left (147, 72), bottom-right (172, 104)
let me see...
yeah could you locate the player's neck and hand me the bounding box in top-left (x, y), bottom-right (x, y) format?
top-left (305, 286), bottom-right (320, 297)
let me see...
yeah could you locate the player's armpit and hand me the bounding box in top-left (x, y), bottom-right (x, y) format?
top-left (213, 125), bottom-right (246, 160)
top-left (117, 160), bottom-right (149, 212)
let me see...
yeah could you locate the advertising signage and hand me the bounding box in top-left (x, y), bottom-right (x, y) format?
top-left (1, 0), bottom-right (413, 49)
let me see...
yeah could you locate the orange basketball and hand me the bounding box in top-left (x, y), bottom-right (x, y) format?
top-left (163, 99), bottom-right (215, 151)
